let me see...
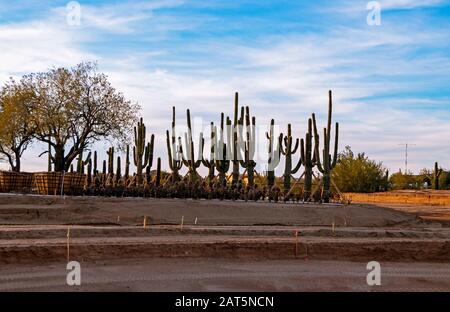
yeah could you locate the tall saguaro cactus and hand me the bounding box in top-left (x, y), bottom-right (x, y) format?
top-left (238, 106), bottom-right (257, 187)
top-left (312, 90), bottom-right (339, 203)
top-left (133, 117), bottom-right (154, 186)
top-left (86, 158), bottom-right (92, 187)
top-left (279, 124), bottom-right (302, 193)
top-left (227, 92), bottom-right (245, 185)
top-left (300, 118), bottom-right (317, 201)
top-left (434, 162), bottom-right (443, 190)
top-left (266, 119), bottom-right (281, 188)
top-left (125, 145), bottom-right (130, 178)
top-left (107, 147), bottom-right (114, 175)
top-left (166, 106), bottom-right (183, 182)
top-left (214, 113), bottom-right (230, 186)
top-left (180, 109), bottom-right (202, 181)
top-left (76, 149), bottom-right (91, 174)
top-left (201, 122), bottom-right (216, 182)
top-left (116, 156), bottom-right (122, 180)
top-left (93, 151), bottom-right (98, 175)
top-left (156, 157), bottom-right (162, 187)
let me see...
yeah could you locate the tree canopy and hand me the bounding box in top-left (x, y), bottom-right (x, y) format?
top-left (332, 146), bottom-right (387, 193)
top-left (0, 62), bottom-right (139, 172)
top-left (0, 78), bottom-right (36, 172)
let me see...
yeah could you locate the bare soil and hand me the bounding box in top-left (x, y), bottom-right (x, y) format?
top-left (1, 258), bottom-right (450, 291)
top-left (1, 193), bottom-right (450, 291)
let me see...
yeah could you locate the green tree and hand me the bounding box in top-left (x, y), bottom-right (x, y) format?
top-left (25, 62), bottom-right (139, 172)
top-left (0, 78), bottom-right (36, 172)
top-left (332, 146), bottom-right (386, 193)
top-left (389, 171), bottom-right (421, 190)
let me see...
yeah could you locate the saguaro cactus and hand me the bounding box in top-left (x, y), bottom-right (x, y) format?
top-left (201, 122), bottom-right (216, 182)
top-left (266, 119), bottom-right (281, 188)
top-left (227, 92), bottom-right (245, 185)
top-left (107, 147), bottom-right (114, 175)
top-left (156, 157), bottom-right (162, 187)
top-left (86, 158), bottom-right (92, 187)
top-left (93, 151), bottom-right (98, 175)
top-left (214, 113), bottom-right (230, 186)
top-left (76, 149), bottom-right (91, 174)
top-left (125, 145), bottom-right (130, 178)
top-left (133, 118), bottom-right (154, 186)
top-left (180, 109), bottom-right (202, 181)
top-left (279, 124), bottom-right (302, 193)
top-left (116, 156), bottom-right (122, 179)
top-left (312, 90), bottom-right (339, 203)
top-left (434, 162), bottom-right (443, 190)
top-left (300, 118), bottom-right (317, 201)
top-left (166, 107), bottom-right (183, 182)
top-left (238, 106), bottom-right (257, 187)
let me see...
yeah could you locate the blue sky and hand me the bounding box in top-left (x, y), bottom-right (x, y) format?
top-left (1, 0), bottom-right (450, 174)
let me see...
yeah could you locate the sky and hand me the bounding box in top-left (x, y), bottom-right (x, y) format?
top-left (0, 0), bottom-right (450, 175)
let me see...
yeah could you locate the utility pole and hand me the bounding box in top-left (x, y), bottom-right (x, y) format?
top-left (398, 143), bottom-right (416, 174)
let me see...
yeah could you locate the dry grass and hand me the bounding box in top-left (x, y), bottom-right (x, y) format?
top-left (345, 190), bottom-right (450, 206)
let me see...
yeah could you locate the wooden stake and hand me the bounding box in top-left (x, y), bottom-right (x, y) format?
top-left (143, 216), bottom-right (147, 229)
top-left (66, 226), bottom-right (71, 262)
top-left (332, 221), bottom-right (335, 235)
top-left (194, 217), bottom-right (198, 225)
top-left (180, 216), bottom-right (184, 231)
top-left (117, 216), bottom-right (120, 223)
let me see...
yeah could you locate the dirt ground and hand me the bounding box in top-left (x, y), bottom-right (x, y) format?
top-left (1, 193), bottom-right (450, 291)
top-left (1, 258), bottom-right (450, 292)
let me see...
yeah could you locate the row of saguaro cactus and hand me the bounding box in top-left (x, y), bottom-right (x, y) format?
top-left (159, 90), bottom-right (339, 202)
top-left (71, 117), bottom-right (157, 189)
top-left (55, 90), bottom-right (339, 201)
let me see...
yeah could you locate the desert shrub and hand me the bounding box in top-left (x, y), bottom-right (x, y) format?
top-left (332, 146), bottom-right (387, 193)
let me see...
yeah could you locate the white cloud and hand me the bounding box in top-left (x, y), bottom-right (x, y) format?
top-left (380, 0), bottom-right (445, 10)
top-left (1, 1), bottom-right (450, 176)
top-left (0, 20), bottom-right (95, 82)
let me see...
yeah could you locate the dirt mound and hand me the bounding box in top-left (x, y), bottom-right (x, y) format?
top-left (0, 195), bottom-right (428, 228)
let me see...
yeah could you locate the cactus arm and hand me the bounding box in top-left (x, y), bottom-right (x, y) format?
top-left (291, 157), bottom-right (302, 175)
top-left (166, 130), bottom-right (174, 170)
top-left (291, 138), bottom-right (299, 154)
top-left (279, 133), bottom-right (287, 155)
top-left (312, 113), bottom-right (324, 173)
top-left (194, 133), bottom-right (203, 168)
top-left (179, 136), bottom-right (188, 166)
top-left (331, 122), bottom-right (339, 169)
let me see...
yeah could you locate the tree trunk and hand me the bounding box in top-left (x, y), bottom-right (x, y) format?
top-left (53, 146), bottom-right (65, 172)
top-left (10, 150), bottom-right (21, 172)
